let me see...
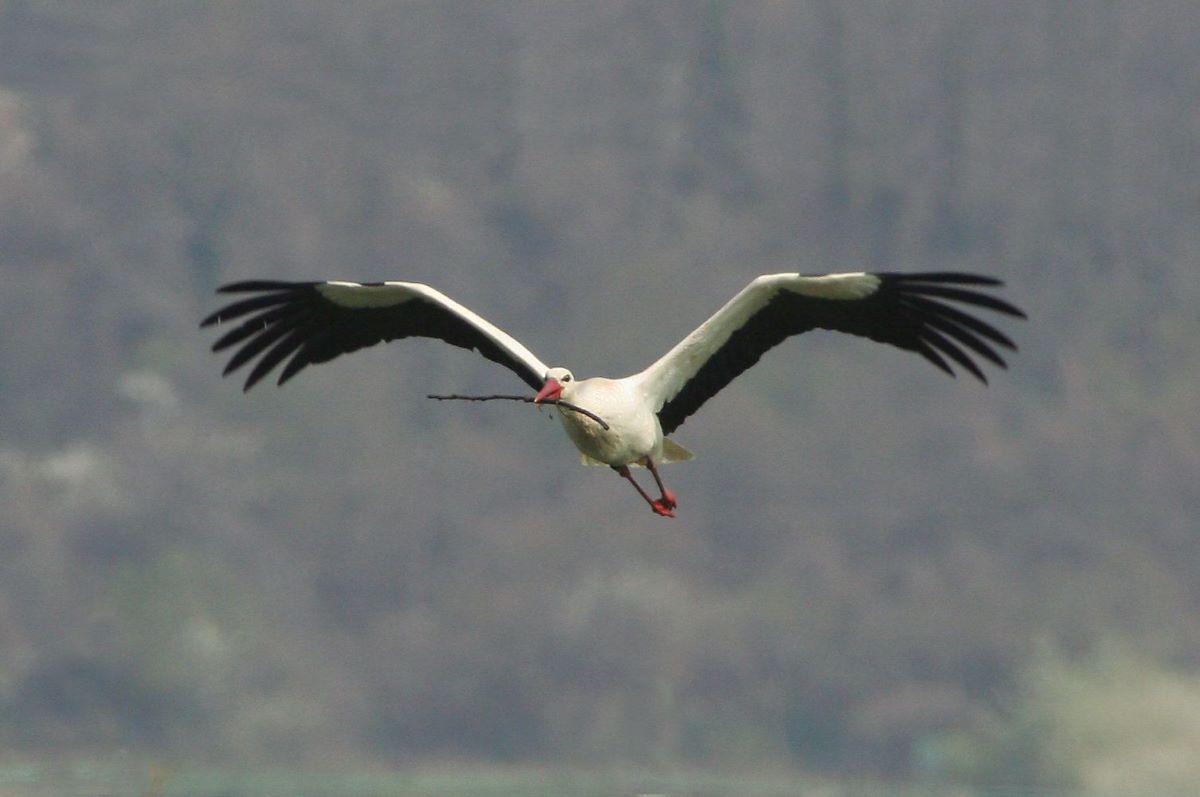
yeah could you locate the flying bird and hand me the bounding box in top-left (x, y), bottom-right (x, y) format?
top-left (202, 272), bottom-right (1024, 517)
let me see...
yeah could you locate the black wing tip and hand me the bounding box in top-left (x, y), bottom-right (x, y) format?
top-left (203, 281), bottom-right (314, 327)
top-left (926, 353), bottom-right (998, 385)
top-left (893, 276), bottom-right (1027, 320)
top-left (217, 280), bottom-right (313, 294)
top-left (219, 357), bottom-right (300, 392)
top-left (889, 271), bottom-right (1004, 287)
top-left (222, 358), bottom-right (245, 378)
top-left (890, 272), bottom-right (1025, 383)
top-left (237, 364), bottom-right (289, 392)
top-left (203, 278), bottom-right (391, 392)
top-left (893, 272), bottom-right (1029, 317)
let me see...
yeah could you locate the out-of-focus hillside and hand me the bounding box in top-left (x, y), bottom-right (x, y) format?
top-left (0, 1), bottom-right (1197, 787)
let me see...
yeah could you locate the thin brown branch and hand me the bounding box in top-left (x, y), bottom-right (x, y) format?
top-left (426, 393), bottom-right (610, 430)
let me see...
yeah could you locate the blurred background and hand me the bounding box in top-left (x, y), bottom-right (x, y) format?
top-left (1, 1), bottom-right (1198, 794)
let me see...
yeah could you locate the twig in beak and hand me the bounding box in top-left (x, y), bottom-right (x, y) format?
top-left (426, 393), bottom-right (610, 430)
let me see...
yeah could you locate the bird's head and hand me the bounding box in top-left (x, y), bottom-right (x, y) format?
top-left (534, 367), bottom-right (575, 404)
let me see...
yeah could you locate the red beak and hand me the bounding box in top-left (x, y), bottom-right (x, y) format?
top-left (533, 378), bottom-right (562, 404)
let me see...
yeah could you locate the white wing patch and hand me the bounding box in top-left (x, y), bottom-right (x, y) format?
top-left (786, 272), bottom-right (881, 300)
top-left (318, 281), bottom-right (422, 308)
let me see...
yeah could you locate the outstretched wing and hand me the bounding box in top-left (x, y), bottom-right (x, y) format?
top-left (201, 280), bottom-right (551, 391)
top-left (637, 272), bottom-right (1026, 435)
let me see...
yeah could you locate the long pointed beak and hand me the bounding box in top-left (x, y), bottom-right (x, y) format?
top-left (533, 378), bottom-right (562, 405)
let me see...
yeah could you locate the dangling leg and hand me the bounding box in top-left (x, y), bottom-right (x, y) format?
top-left (612, 464), bottom-right (675, 517)
top-left (644, 457), bottom-right (678, 511)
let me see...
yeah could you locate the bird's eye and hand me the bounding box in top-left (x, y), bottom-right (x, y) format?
top-left (562, 374), bottom-right (572, 382)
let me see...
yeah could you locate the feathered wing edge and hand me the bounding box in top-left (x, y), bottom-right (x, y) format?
top-left (871, 272), bottom-right (1025, 380)
top-left (200, 280), bottom-right (550, 391)
top-left (645, 271), bottom-right (1026, 435)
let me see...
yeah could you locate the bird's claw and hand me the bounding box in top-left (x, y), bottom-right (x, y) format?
top-left (650, 499), bottom-right (675, 518)
top-left (660, 489), bottom-right (677, 510)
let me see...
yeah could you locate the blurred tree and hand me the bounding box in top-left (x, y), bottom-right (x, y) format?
top-left (0, 0), bottom-right (1197, 777)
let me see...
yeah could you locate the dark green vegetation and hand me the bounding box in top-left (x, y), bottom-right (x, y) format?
top-left (0, 2), bottom-right (1197, 792)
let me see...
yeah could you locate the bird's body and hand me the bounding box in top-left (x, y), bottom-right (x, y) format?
top-left (555, 377), bottom-right (660, 466)
top-left (548, 374), bottom-right (694, 467)
top-left (203, 271), bottom-right (1024, 516)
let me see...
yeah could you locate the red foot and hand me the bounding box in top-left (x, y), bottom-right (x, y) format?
top-left (660, 489), bottom-right (678, 510)
top-left (650, 499), bottom-right (676, 518)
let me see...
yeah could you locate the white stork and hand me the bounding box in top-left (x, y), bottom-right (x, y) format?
top-left (202, 272), bottom-right (1024, 517)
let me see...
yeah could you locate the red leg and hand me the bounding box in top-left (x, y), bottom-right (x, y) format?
top-left (644, 457), bottom-right (677, 510)
top-left (613, 465), bottom-right (675, 517)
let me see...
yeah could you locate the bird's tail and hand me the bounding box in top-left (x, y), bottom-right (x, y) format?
top-left (660, 438), bottom-right (694, 463)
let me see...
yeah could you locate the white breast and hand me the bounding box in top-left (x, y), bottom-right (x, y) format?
top-left (556, 378), bottom-right (663, 466)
